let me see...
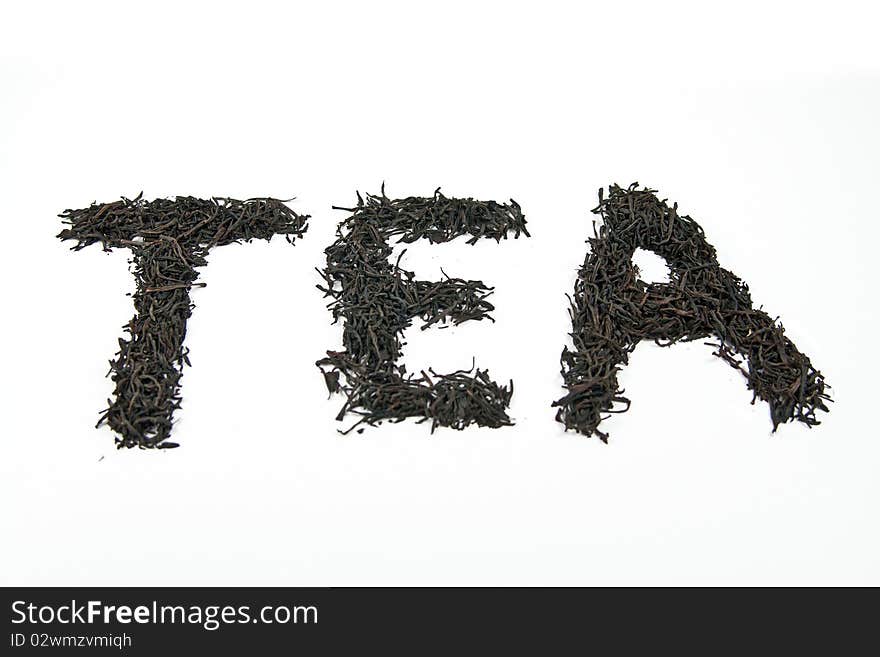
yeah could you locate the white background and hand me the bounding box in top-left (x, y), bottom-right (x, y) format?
top-left (1, 1), bottom-right (878, 586)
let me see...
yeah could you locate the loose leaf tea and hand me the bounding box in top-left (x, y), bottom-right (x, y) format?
top-left (554, 183), bottom-right (830, 441)
top-left (58, 193), bottom-right (309, 449)
top-left (317, 186), bottom-right (529, 433)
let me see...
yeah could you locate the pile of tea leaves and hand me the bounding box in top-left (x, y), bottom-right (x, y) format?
top-left (58, 193), bottom-right (309, 448)
top-left (554, 183), bottom-right (830, 441)
top-left (317, 186), bottom-right (529, 433)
